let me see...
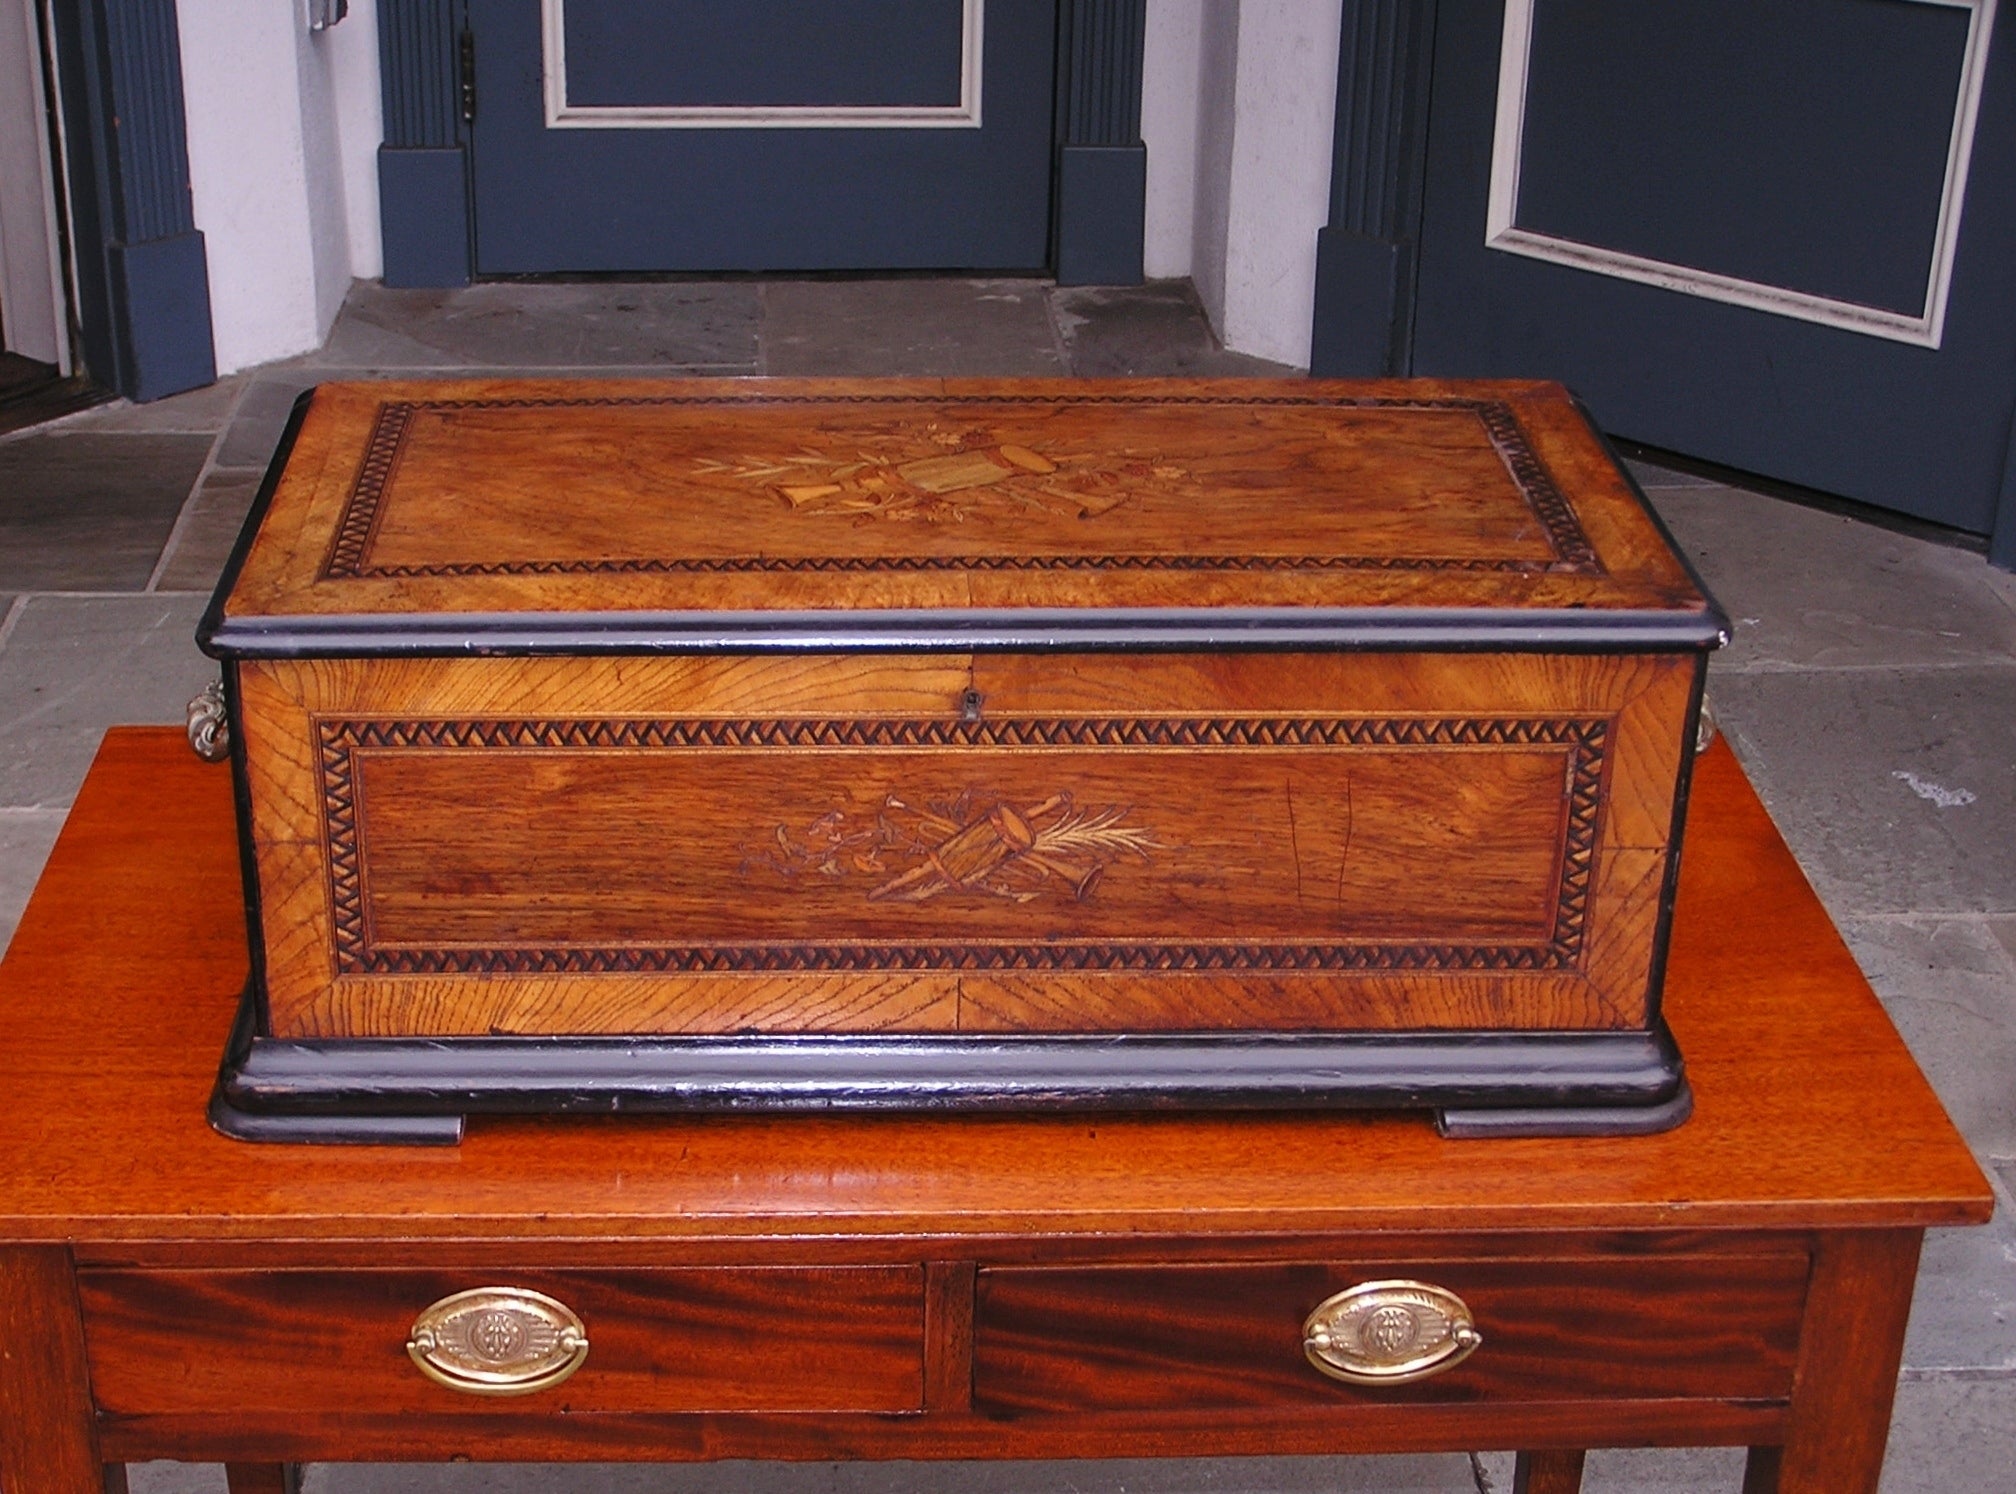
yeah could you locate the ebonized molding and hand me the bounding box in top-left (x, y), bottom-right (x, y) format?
top-left (1310, 0), bottom-right (1439, 377)
top-left (209, 979), bottom-right (1690, 1146)
top-left (48, 0), bottom-right (215, 400)
top-left (377, 0), bottom-right (470, 286)
top-left (1053, 0), bottom-right (1146, 285)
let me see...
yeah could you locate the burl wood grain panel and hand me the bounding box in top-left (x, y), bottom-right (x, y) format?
top-left (222, 379), bottom-right (1711, 622)
top-left (236, 652), bottom-right (1695, 1040)
top-left (79, 1267), bottom-right (923, 1416)
top-left (971, 1254), bottom-right (1809, 1415)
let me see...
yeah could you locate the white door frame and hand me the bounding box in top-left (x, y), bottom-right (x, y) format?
top-left (0, 0), bottom-right (71, 373)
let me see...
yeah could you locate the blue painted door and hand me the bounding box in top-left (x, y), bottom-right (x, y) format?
top-left (467, 0), bottom-right (1057, 273)
top-left (1409, 0), bottom-right (2016, 536)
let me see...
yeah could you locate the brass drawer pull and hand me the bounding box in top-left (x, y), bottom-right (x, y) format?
top-left (1302, 1280), bottom-right (1482, 1385)
top-left (407, 1287), bottom-right (589, 1395)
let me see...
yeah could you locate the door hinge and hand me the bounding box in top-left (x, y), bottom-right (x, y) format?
top-left (458, 26), bottom-right (477, 125)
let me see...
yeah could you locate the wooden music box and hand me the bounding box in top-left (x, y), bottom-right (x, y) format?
top-left (195, 378), bottom-right (1726, 1143)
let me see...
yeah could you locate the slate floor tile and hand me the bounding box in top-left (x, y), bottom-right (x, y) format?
top-left (212, 377), bottom-right (312, 470)
top-left (1844, 917), bottom-right (2016, 1158)
top-left (762, 279), bottom-right (1066, 376)
top-left (155, 469), bottom-right (262, 593)
top-left (1905, 1165), bottom-right (2016, 1373)
top-left (1880, 1377), bottom-right (2016, 1492)
top-left (0, 595), bottom-right (214, 810)
top-left (0, 432), bottom-right (213, 590)
top-left (58, 373), bottom-right (246, 434)
top-left (313, 282), bottom-right (762, 372)
top-left (1989, 917), bottom-right (2016, 975)
top-left (1050, 281), bottom-right (1295, 378)
top-left (1651, 485), bottom-right (2016, 671)
top-left (1709, 667), bottom-right (2016, 917)
top-left (0, 808), bottom-right (65, 960)
top-left (1621, 456), bottom-right (1717, 489)
top-left (305, 1455), bottom-right (1482, 1494)
top-left (125, 1465), bottom-right (223, 1494)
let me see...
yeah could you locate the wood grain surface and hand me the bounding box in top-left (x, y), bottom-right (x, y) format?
top-left (219, 379), bottom-right (1714, 623)
top-left (970, 1253), bottom-right (1807, 1412)
top-left (80, 1266), bottom-right (923, 1417)
top-left (234, 650), bottom-right (1693, 1039)
top-left (1514, 1449), bottom-right (1587, 1493)
top-left (0, 1247), bottom-right (104, 1494)
top-left (0, 728), bottom-right (1985, 1243)
top-left (1769, 1230), bottom-right (1924, 1494)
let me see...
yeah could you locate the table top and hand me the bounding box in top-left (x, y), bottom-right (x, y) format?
top-left (0, 729), bottom-right (1987, 1247)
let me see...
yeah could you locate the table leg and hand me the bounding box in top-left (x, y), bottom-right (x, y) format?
top-left (1512, 1450), bottom-right (1586, 1493)
top-left (0, 1245), bottom-right (108, 1494)
top-left (1742, 1447), bottom-right (1783, 1492)
top-left (226, 1466), bottom-right (301, 1494)
top-left (1765, 1228), bottom-right (1923, 1494)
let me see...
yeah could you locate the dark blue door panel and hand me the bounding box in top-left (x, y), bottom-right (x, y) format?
top-left (1408, 0), bottom-right (2016, 534)
top-left (562, 1), bottom-right (969, 108)
top-left (469, 0), bottom-right (1056, 273)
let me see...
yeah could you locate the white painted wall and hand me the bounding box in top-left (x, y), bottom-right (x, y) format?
top-left (331, 1), bottom-right (386, 280)
top-left (1141, 0), bottom-right (1202, 280)
top-left (0, 0), bottom-right (67, 369)
top-left (177, 0), bottom-right (383, 374)
top-left (1190, 0), bottom-right (1240, 334)
top-left (1142, 0), bottom-right (1343, 369)
top-left (1218, 0), bottom-right (1342, 368)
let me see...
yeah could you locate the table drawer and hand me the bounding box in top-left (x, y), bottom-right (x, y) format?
top-left (80, 1266), bottom-right (923, 1415)
top-left (972, 1254), bottom-right (1809, 1414)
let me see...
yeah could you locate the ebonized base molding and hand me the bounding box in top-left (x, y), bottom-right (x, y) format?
top-left (208, 984), bottom-right (1690, 1145)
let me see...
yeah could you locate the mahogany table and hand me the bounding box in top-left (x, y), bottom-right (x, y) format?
top-left (0, 730), bottom-right (1989, 1494)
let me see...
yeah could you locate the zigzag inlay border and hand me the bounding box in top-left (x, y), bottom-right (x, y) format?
top-left (318, 713), bottom-right (1609, 979)
top-left (317, 393), bottom-right (1603, 581)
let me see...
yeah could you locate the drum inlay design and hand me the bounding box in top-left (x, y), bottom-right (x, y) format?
top-left (692, 427), bottom-right (1187, 523)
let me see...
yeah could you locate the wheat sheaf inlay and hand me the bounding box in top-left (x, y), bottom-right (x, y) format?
top-left (316, 714), bottom-right (1609, 977)
top-left (318, 393), bottom-right (1603, 580)
top-left (756, 788), bottom-right (1164, 906)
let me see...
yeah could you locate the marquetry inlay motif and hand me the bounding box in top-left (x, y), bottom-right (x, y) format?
top-left (318, 393), bottom-right (1603, 579)
top-left (691, 425), bottom-right (1187, 523)
top-left (756, 789), bottom-right (1164, 905)
top-left (316, 714), bottom-right (1608, 978)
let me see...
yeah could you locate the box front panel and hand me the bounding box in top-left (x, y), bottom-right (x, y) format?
top-left (237, 652), bottom-right (1695, 1039)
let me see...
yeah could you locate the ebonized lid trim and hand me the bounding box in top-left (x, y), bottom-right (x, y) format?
top-left (200, 604), bottom-right (1730, 660)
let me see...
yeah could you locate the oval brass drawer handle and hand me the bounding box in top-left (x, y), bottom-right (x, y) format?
top-left (407, 1287), bottom-right (589, 1395)
top-left (1302, 1280), bottom-right (1482, 1385)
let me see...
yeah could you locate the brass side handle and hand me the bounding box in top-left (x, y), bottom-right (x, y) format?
top-left (1302, 1280), bottom-right (1482, 1385)
top-left (407, 1287), bottom-right (589, 1395)
top-left (186, 680), bottom-right (230, 762)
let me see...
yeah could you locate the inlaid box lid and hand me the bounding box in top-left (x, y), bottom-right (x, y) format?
top-left (200, 378), bottom-right (1728, 657)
